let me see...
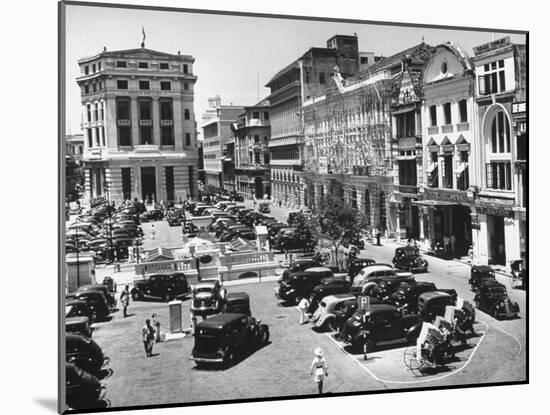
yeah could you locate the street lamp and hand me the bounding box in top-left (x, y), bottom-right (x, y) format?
top-left (104, 180), bottom-right (114, 264)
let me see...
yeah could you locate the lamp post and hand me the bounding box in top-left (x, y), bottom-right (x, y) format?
top-left (104, 180), bottom-right (114, 264)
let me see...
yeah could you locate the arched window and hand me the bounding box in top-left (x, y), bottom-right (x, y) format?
top-left (486, 109), bottom-right (512, 190)
top-left (490, 110), bottom-right (511, 153)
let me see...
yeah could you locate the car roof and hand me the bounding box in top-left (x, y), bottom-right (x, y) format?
top-left (306, 267), bottom-right (332, 273)
top-left (323, 294), bottom-right (356, 303)
top-left (197, 313), bottom-right (248, 329)
top-left (479, 279), bottom-right (505, 288)
top-left (360, 264), bottom-right (393, 273)
top-left (356, 304), bottom-right (399, 315)
top-left (195, 279), bottom-right (218, 288)
top-left (226, 292), bottom-right (249, 300)
top-left (419, 291), bottom-right (451, 300)
top-left (473, 265), bottom-right (494, 272)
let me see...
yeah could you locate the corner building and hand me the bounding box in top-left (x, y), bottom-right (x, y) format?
top-left (77, 46), bottom-right (199, 204)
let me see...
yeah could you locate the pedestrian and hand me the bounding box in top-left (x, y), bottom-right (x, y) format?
top-left (450, 234), bottom-right (456, 254)
top-left (376, 229), bottom-right (381, 246)
top-left (151, 224), bottom-right (156, 240)
top-left (152, 313), bottom-right (162, 342)
top-left (128, 246), bottom-right (134, 263)
top-left (443, 235), bottom-right (451, 252)
top-left (278, 200), bottom-right (282, 207)
top-left (298, 297), bottom-right (310, 324)
top-left (120, 285), bottom-right (130, 318)
top-left (310, 347), bottom-right (328, 394)
top-left (142, 319), bottom-right (155, 357)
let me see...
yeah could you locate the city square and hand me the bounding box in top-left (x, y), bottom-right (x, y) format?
top-left (62, 4), bottom-right (527, 412)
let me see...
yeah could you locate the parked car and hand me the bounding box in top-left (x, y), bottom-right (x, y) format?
top-left (66, 299), bottom-right (98, 324)
top-left (66, 333), bottom-right (108, 375)
top-left (307, 278), bottom-right (352, 314)
top-left (190, 279), bottom-right (227, 317)
top-left (192, 313), bottom-right (269, 367)
top-left (347, 256), bottom-right (376, 282)
top-left (131, 272), bottom-right (189, 302)
top-left (392, 247), bottom-right (429, 273)
top-left (474, 280), bottom-right (520, 319)
top-left (387, 281), bottom-right (438, 314)
top-left (72, 291), bottom-right (112, 321)
top-left (310, 294), bottom-right (357, 331)
top-left (417, 291), bottom-right (456, 322)
top-left (275, 267), bottom-right (335, 305)
top-left (65, 363), bottom-right (104, 409)
top-left (351, 265), bottom-right (414, 295)
top-left (370, 277), bottom-right (410, 301)
top-left (224, 292), bottom-right (251, 315)
top-left (341, 304), bottom-right (421, 351)
top-left (287, 211), bottom-right (303, 227)
top-left (279, 258), bottom-right (324, 282)
top-left (469, 265), bottom-right (496, 292)
top-left (66, 317), bottom-right (92, 338)
top-left (140, 209), bottom-right (164, 222)
top-left (77, 284), bottom-right (117, 310)
top-left (258, 201), bottom-right (270, 213)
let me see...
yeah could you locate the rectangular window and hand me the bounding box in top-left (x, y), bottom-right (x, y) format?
top-left (517, 134), bottom-right (527, 160)
top-left (118, 127), bottom-right (131, 146)
top-left (188, 166), bottom-right (194, 198)
top-left (305, 71), bottom-right (310, 84)
top-left (460, 150), bottom-right (469, 163)
top-left (165, 167), bottom-right (174, 201)
top-left (498, 112), bottom-right (505, 153)
top-left (183, 83), bottom-right (189, 90)
top-left (160, 81), bottom-right (171, 91)
top-left (92, 84), bottom-right (96, 93)
top-left (84, 85), bottom-right (89, 94)
top-left (160, 99), bottom-right (173, 120)
top-left (264, 112), bottom-right (269, 120)
top-left (185, 133), bottom-right (191, 146)
top-left (94, 127), bottom-right (99, 146)
top-left (98, 62), bottom-right (101, 71)
top-left (140, 126), bottom-right (152, 145)
top-left (86, 104), bottom-right (92, 122)
top-left (84, 66), bottom-right (89, 75)
top-left (184, 109), bottom-right (190, 120)
top-left (87, 129), bottom-right (92, 147)
top-left (183, 64), bottom-right (188, 74)
top-left (499, 70), bottom-right (506, 92)
top-left (117, 80), bottom-right (128, 90)
top-left (93, 103), bottom-right (98, 121)
top-left (253, 112), bottom-right (259, 119)
top-left (319, 72), bottom-right (326, 84)
top-left (431, 151), bottom-right (438, 163)
top-left (139, 80), bottom-right (150, 90)
top-left (459, 100), bottom-right (468, 122)
top-left (121, 168), bottom-right (132, 201)
top-left (138, 62), bottom-right (148, 69)
top-left (430, 105), bottom-right (437, 126)
top-left (486, 162), bottom-right (512, 190)
top-left (92, 64), bottom-right (96, 73)
top-left (116, 61), bottom-right (127, 68)
top-left (160, 62), bottom-right (169, 70)
top-left (161, 126), bottom-right (174, 145)
top-left (101, 126), bottom-right (105, 146)
top-left (443, 103), bottom-right (452, 125)
top-left (116, 98), bottom-right (130, 120)
top-left (139, 100), bottom-right (151, 120)
top-left (99, 102), bottom-right (104, 120)
top-left (254, 135), bottom-right (259, 143)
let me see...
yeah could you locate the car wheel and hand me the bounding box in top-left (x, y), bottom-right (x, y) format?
top-left (259, 327), bottom-right (270, 344)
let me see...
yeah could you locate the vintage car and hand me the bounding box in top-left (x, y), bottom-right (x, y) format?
top-left (271, 227), bottom-right (308, 252)
top-left (307, 278), bottom-right (352, 314)
top-left (66, 333), bottom-right (108, 375)
top-left (191, 279), bottom-right (227, 317)
top-left (66, 316), bottom-right (92, 338)
top-left (139, 209), bottom-right (164, 222)
top-left (192, 313), bottom-right (269, 367)
top-left (66, 299), bottom-right (97, 324)
top-left (77, 284), bottom-right (117, 310)
top-left (258, 201), bottom-right (270, 213)
top-left (351, 265), bottom-right (414, 295)
top-left (275, 267), bottom-right (335, 305)
top-left (474, 280), bottom-right (520, 319)
top-left (469, 265), bottom-right (496, 292)
top-left (392, 247), bottom-right (429, 273)
top-left (418, 291), bottom-right (456, 322)
top-left (310, 294), bottom-right (357, 331)
top-left (71, 291), bottom-right (112, 321)
top-left (131, 272), bottom-right (189, 302)
top-left (287, 211), bottom-right (303, 227)
top-left (65, 363), bottom-right (104, 409)
top-left (347, 256), bottom-right (376, 282)
top-left (102, 276), bottom-right (116, 293)
top-left (279, 258), bottom-right (324, 282)
top-left (341, 304), bottom-right (421, 351)
top-left (388, 281), bottom-right (437, 314)
top-left (224, 292), bottom-right (251, 315)
top-left (370, 277), bottom-right (409, 301)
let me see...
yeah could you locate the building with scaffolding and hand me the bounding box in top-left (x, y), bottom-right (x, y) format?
top-left (301, 42), bottom-right (435, 233)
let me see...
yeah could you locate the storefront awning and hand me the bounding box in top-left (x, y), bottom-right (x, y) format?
top-left (412, 200), bottom-right (459, 207)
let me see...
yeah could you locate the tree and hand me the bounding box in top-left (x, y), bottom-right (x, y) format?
top-left (293, 213), bottom-right (317, 252)
top-left (310, 194), bottom-right (370, 269)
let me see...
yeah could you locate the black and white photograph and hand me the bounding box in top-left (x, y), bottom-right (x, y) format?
top-left (56, 0), bottom-right (531, 413)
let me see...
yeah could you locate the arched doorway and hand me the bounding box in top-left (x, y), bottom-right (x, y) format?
top-left (254, 177), bottom-right (263, 199)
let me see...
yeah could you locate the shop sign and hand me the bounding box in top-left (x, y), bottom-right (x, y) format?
top-left (512, 101), bottom-right (526, 114)
top-left (424, 189), bottom-right (469, 203)
top-left (473, 36), bottom-right (510, 56)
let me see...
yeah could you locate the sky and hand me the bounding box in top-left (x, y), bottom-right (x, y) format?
top-left (64, 3), bottom-right (526, 136)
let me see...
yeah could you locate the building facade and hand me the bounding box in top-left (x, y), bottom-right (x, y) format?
top-left (266, 35), bottom-right (361, 208)
top-left (66, 134), bottom-right (85, 201)
top-left (302, 42), bottom-right (435, 233)
top-left (76, 46), bottom-right (199, 204)
top-left (232, 99), bottom-right (271, 199)
top-left (200, 96), bottom-right (243, 191)
top-left (418, 42), bottom-right (477, 257)
top-left (471, 37), bottom-right (527, 266)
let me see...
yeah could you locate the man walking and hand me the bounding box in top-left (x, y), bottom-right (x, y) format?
top-left (120, 285), bottom-right (130, 318)
top-left (298, 297), bottom-right (310, 324)
top-left (142, 319), bottom-right (155, 357)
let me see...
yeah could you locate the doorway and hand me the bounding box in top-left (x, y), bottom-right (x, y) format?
top-left (141, 167), bottom-right (156, 203)
top-left (487, 215), bottom-right (506, 265)
top-left (254, 177), bottom-right (263, 199)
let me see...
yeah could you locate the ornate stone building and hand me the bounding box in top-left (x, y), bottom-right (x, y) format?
top-left (77, 45), bottom-right (199, 204)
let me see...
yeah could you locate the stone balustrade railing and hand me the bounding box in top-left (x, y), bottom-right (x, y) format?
top-left (134, 259), bottom-right (196, 275)
top-left (225, 251), bottom-right (274, 266)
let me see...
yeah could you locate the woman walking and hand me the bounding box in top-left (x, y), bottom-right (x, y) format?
top-left (310, 347), bottom-right (328, 394)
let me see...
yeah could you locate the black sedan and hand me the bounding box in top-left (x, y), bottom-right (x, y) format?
top-left (392, 247), bottom-right (428, 273)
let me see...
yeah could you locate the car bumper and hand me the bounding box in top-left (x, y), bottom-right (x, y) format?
top-left (192, 356), bottom-right (224, 363)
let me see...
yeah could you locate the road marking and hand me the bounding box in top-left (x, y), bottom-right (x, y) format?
top-left (323, 321), bottom-right (489, 385)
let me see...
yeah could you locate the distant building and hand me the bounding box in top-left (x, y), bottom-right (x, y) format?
top-left (471, 37), bottom-right (527, 266)
top-left (266, 34), bottom-right (362, 208)
top-left (232, 99), bottom-right (271, 199)
top-left (66, 134), bottom-right (84, 201)
top-left (200, 96), bottom-right (243, 191)
top-left (76, 44), bottom-right (199, 204)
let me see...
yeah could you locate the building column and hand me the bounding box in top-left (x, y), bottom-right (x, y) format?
top-left (134, 165), bottom-right (141, 202)
top-left (152, 97), bottom-right (160, 146)
top-left (130, 97), bottom-right (139, 147)
top-left (504, 215), bottom-right (519, 269)
top-left (438, 154), bottom-right (444, 189)
top-left (476, 213), bottom-right (489, 265)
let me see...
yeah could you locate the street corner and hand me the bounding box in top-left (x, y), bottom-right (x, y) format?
top-left (324, 321), bottom-right (488, 385)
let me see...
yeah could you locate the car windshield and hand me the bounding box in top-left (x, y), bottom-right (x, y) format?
top-left (196, 287), bottom-right (214, 294)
